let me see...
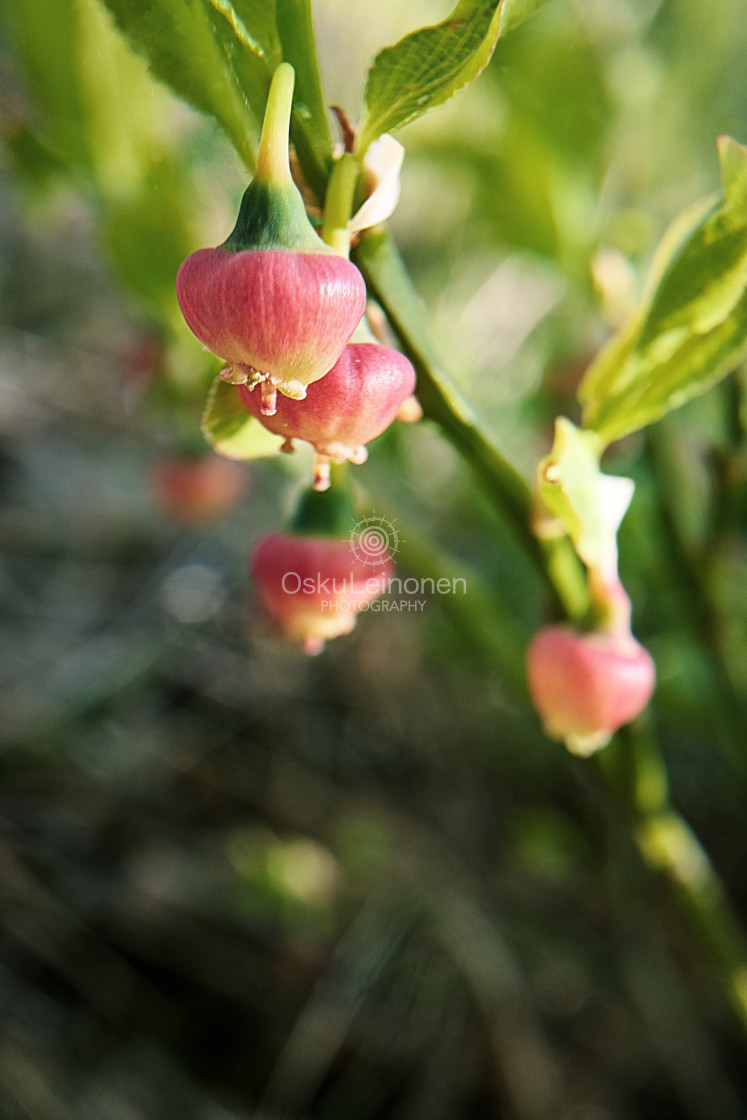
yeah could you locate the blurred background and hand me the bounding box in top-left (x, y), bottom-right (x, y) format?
top-left (1, 0), bottom-right (747, 1117)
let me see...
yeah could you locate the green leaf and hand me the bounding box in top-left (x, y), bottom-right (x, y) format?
top-left (190, 0), bottom-right (332, 201)
top-left (202, 378), bottom-right (283, 459)
top-left (580, 136), bottom-right (747, 445)
top-left (103, 163), bottom-right (195, 322)
top-left (357, 0), bottom-right (503, 156)
top-left (98, 0), bottom-right (259, 167)
top-left (205, 0), bottom-right (280, 62)
top-left (77, 0), bottom-right (176, 192)
top-left (275, 0), bottom-right (333, 190)
top-left (206, 10), bottom-right (272, 140)
top-left (3, 0), bottom-right (90, 169)
top-left (538, 419), bottom-right (604, 570)
top-left (498, 0), bottom-right (551, 37)
top-left (538, 418), bottom-right (633, 576)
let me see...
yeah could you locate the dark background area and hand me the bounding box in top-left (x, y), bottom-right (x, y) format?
top-left (1, 0), bottom-right (747, 1116)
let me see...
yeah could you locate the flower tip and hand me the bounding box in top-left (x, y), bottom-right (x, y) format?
top-left (348, 446), bottom-right (368, 465)
top-left (303, 635), bottom-right (326, 656)
top-left (313, 455), bottom-right (331, 491)
top-left (260, 382), bottom-right (278, 416)
top-left (220, 366), bottom-right (249, 386)
top-left (396, 395), bottom-right (423, 424)
top-left (563, 729), bottom-right (613, 757)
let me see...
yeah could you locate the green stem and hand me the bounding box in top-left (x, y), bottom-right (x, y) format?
top-left (395, 529), bottom-right (530, 696)
top-left (354, 226), bottom-right (559, 605)
top-left (600, 727), bottom-right (747, 1036)
top-left (708, 372), bottom-right (746, 551)
top-left (543, 534), bottom-right (592, 623)
top-left (276, 0), bottom-right (333, 198)
top-left (321, 154), bottom-right (360, 257)
top-left (290, 466), bottom-right (356, 539)
top-left (645, 427), bottom-right (746, 777)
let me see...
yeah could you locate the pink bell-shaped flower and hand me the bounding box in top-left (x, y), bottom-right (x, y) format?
top-left (252, 533), bottom-right (392, 655)
top-left (251, 483), bottom-right (393, 655)
top-left (238, 339), bottom-right (416, 488)
top-left (176, 64), bottom-right (366, 415)
top-left (149, 454), bottom-right (246, 527)
top-left (526, 624), bottom-right (656, 756)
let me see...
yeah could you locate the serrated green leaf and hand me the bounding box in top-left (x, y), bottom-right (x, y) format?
top-left (580, 136), bottom-right (747, 445)
top-left (498, 0), bottom-right (551, 37)
top-left (205, 0), bottom-right (280, 62)
top-left (357, 1), bottom-right (502, 156)
top-left (203, 0), bottom-right (285, 148)
top-left (206, 9), bottom-right (272, 138)
top-left (98, 0), bottom-right (259, 167)
top-left (202, 378), bottom-right (283, 459)
top-left (177, 0), bottom-right (333, 200)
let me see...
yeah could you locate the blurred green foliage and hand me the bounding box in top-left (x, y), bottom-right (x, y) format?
top-left (1, 1), bottom-right (747, 1118)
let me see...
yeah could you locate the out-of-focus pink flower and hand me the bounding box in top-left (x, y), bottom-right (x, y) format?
top-left (251, 532), bottom-right (393, 655)
top-left (150, 455), bottom-right (247, 527)
top-left (526, 624), bottom-right (656, 756)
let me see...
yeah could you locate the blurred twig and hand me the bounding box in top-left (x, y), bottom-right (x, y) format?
top-left (599, 726), bottom-right (747, 1039)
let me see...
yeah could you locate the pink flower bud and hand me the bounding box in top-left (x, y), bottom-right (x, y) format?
top-left (176, 248), bottom-right (366, 409)
top-left (149, 455), bottom-right (247, 527)
top-left (251, 532), bottom-right (393, 655)
top-left (526, 625), bottom-right (655, 755)
top-left (238, 342), bottom-right (416, 483)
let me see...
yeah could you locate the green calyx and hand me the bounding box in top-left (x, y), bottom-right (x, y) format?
top-left (290, 470), bottom-right (358, 539)
top-left (222, 178), bottom-right (325, 252)
top-left (221, 62), bottom-right (331, 255)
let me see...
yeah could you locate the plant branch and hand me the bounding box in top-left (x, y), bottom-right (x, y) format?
top-left (645, 426), bottom-right (746, 777)
top-left (354, 226), bottom-right (559, 603)
top-left (599, 727), bottom-right (747, 1037)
